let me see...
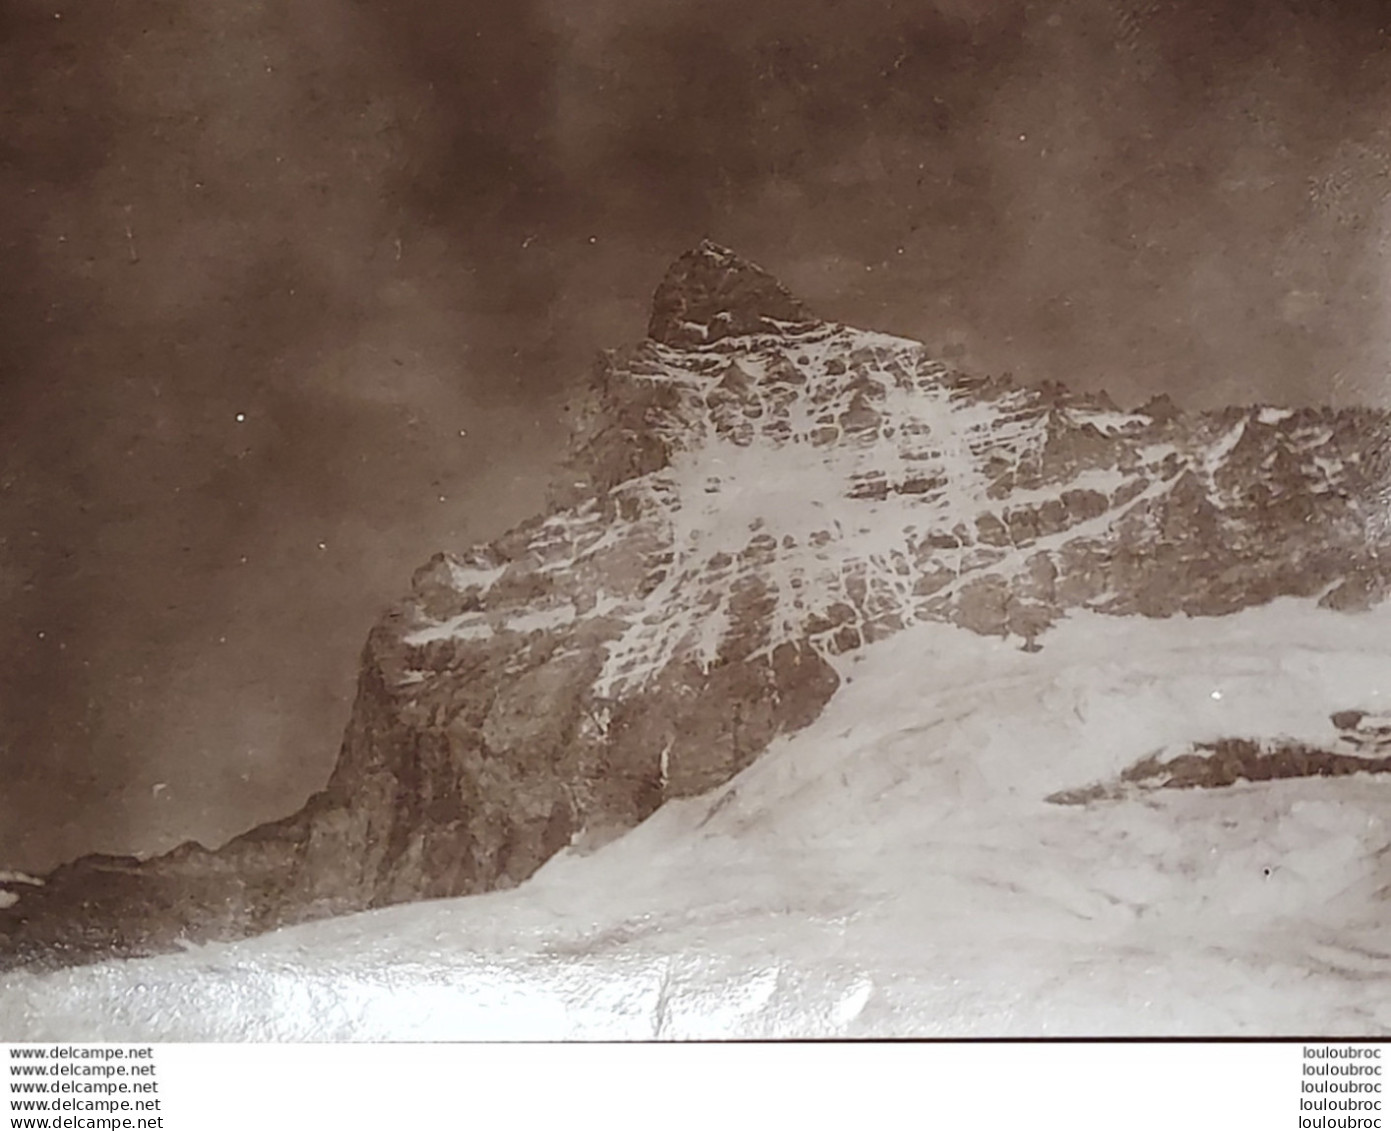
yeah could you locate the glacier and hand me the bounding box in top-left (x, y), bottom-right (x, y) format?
top-left (3, 597), bottom-right (1390, 1039)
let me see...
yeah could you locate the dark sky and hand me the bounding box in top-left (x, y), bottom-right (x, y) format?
top-left (3, 0), bottom-right (1391, 872)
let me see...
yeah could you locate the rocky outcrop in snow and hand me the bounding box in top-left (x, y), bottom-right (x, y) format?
top-left (1048, 735), bottom-right (1391, 804)
top-left (4, 243), bottom-right (1391, 970)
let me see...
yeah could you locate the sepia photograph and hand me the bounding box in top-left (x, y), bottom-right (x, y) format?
top-left (3, 0), bottom-right (1391, 1041)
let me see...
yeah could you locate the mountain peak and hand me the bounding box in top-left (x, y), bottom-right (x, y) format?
top-left (647, 240), bottom-right (817, 348)
top-left (10, 245), bottom-right (1391, 981)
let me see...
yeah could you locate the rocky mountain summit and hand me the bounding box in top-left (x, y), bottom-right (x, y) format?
top-left (5, 243), bottom-right (1391, 970)
top-left (647, 239), bottom-right (818, 347)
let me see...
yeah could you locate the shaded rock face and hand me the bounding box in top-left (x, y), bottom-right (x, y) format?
top-left (648, 240), bottom-right (815, 348)
top-left (5, 247), bottom-right (1391, 970)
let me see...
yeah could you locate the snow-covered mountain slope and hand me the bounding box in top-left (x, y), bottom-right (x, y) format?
top-left (4, 599), bottom-right (1390, 1039)
top-left (4, 241), bottom-right (1390, 976)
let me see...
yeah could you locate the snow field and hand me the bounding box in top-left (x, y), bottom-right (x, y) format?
top-left (4, 599), bottom-right (1390, 1039)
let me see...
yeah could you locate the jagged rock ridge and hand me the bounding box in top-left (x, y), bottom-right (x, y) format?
top-left (4, 244), bottom-right (1391, 969)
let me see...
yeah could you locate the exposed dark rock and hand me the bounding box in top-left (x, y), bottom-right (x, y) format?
top-left (1147, 393), bottom-right (1182, 419)
top-left (1047, 736), bottom-right (1391, 805)
top-left (647, 240), bottom-right (816, 348)
top-left (1332, 709), bottom-right (1391, 752)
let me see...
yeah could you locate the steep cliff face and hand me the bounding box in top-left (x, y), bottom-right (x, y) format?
top-left (4, 243), bottom-right (1391, 970)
